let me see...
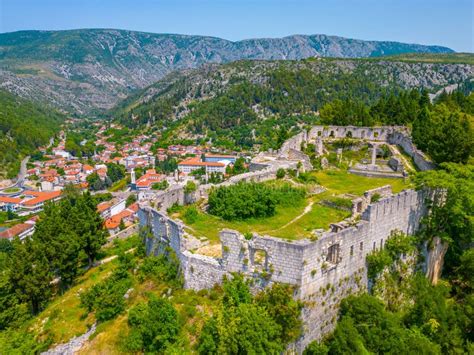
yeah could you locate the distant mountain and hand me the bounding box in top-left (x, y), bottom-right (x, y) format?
top-left (0, 29), bottom-right (455, 115)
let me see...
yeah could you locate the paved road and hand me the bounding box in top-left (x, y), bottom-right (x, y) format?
top-left (0, 156), bottom-right (29, 193)
top-left (15, 156), bottom-right (30, 187)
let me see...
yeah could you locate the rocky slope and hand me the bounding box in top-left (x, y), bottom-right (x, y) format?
top-left (0, 29), bottom-right (454, 115)
top-left (114, 57), bottom-right (474, 120)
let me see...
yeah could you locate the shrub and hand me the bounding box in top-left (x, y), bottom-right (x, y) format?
top-left (80, 269), bottom-right (132, 322)
top-left (126, 296), bottom-right (180, 353)
top-left (183, 206), bottom-right (199, 224)
top-left (370, 193), bottom-right (381, 203)
top-left (138, 252), bottom-right (182, 287)
top-left (151, 180), bottom-right (169, 190)
top-left (276, 168), bottom-right (286, 179)
top-left (208, 182), bottom-right (305, 220)
top-left (366, 250), bottom-right (392, 280)
top-left (184, 180), bottom-right (197, 194)
top-left (208, 182), bottom-right (277, 220)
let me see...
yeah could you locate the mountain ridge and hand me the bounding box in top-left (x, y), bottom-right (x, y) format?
top-left (0, 29), bottom-right (455, 115)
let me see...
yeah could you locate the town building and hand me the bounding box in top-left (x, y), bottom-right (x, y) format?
top-left (177, 157), bottom-right (227, 174)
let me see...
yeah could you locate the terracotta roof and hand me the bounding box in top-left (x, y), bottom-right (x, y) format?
top-left (0, 223), bottom-right (35, 239)
top-left (105, 207), bottom-right (136, 229)
top-left (135, 170), bottom-right (162, 188)
top-left (0, 196), bottom-right (22, 204)
top-left (178, 157), bottom-right (225, 167)
top-left (97, 202), bottom-right (111, 213)
top-left (21, 191), bottom-right (61, 206)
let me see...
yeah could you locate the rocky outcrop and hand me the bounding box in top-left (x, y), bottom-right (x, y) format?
top-left (0, 29), bottom-right (464, 115)
top-left (41, 324), bottom-right (96, 355)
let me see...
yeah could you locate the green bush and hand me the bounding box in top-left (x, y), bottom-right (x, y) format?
top-left (80, 268), bottom-right (132, 322)
top-left (276, 168), bottom-right (286, 179)
top-left (126, 296), bottom-right (180, 353)
top-left (183, 206), bottom-right (199, 224)
top-left (151, 180), bottom-right (169, 190)
top-left (366, 250), bottom-right (392, 280)
top-left (208, 182), bottom-right (305, 220)
top-left (138, 252), bottom-right (182, 288)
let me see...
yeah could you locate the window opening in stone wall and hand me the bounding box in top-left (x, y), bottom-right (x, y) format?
top-left (326, 244), bottom-right (340, 264)
top-left (252, 249), bottom-right (268, 271)
top-left (330, 130), bottom-right (335, 138)
top-left (360, 241), bottom-right (363, 251)
top-left (346, 131), bottom-right (353, 138)
top-left (350, 245), bottom-right (354, 257)
top-left (373, 241), bottom-right (376, 251)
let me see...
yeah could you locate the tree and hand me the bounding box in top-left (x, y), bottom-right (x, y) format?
top-left (127, 296), bottom-right (180, 353)
top-left (276, 168), bottom-right (286, 179)
top-left (106, 163), bottom-right (125, 183)
top-left (184, 180), bottom-right (197, 194)
top-left (414, 163), bottom-right (474, 284)
top-left (125, 194), bottom-right (137, 207)
top-left (412, 105), bottom-right (474, 164)
top-left (71, 191), bottom-right (108, 267)
top-left (8, 238), bottom-right (52, 314)
top-left (255, 283), bottom-right (303, 343)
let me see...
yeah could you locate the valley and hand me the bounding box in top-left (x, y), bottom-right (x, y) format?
top-left (0, 22), bottom-right (473, 355)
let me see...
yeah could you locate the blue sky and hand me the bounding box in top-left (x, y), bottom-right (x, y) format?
top-left (1, 0), bottom-right (472, 52)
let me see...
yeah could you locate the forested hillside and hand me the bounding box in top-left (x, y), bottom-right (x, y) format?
top-left (0, 29), bottom-right (454, 115)
top-left (0, 90), bottom-right (63, 178)
top-left (113, 57), bottom-right (474, 152)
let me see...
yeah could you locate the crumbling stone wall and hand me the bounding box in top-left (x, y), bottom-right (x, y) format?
top-left (388, 131), bottom-right (435, 171)
top-left (305, 125), bottom-right (434, 171)
top-left (139, 187), bottom-right (426, 352)
top-left (308, 125), bottom-right (406, 141)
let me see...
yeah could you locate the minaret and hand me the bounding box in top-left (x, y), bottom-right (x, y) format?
top-left (131, 168), bottom-right (136, 190)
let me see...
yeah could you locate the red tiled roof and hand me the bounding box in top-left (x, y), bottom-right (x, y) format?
top-left (178, 157), bottom-right (224, 167)
top-left (0, 223), bottom-right (35, 239)
top-left (0, 196), bottom-right (22, 204)
top-left (97, 202), bottom-right (111, 213)
top-left (21, 191), bottom-right (61, 206)
top-left (105, 208), bottom-right (136, 229)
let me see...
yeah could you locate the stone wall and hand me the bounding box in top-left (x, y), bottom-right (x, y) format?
top-left (137, 124), bottom-right (432, 352)
top-left (138, 184), bottom-right (185, 212)
top-left (307, 125), bottom-right (406, 141)
top-left (388, 131), bottom-right (435, 171)
top-left (139, 187), bottom-right (426, 352)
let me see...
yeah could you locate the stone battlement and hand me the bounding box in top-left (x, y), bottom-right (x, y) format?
top-left (138, 187), bottom-right (426, 351)
top-left (138, 124), bottom-right (431, 352)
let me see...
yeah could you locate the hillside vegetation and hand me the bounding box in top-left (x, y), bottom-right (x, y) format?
top-left (0, 29), bottom-right (455, 115)
top-left (0, 90), bottom-right (63, 178)
top-left (113, 58), bottom-right (473, 153)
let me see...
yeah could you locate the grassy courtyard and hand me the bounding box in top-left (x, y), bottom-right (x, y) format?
top-left (174, 169), bottom-right (412, 243)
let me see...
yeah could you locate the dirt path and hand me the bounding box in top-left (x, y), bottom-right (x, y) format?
top-left (95, 247), bottom-right (136, 266)
top-left (264, 200), bottom-right (315, 233)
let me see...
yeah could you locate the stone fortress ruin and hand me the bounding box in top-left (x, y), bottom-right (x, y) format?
top-left (138, 125), bottom-right (433, 352)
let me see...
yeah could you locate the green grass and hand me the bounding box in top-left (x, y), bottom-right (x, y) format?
top-left (381, 52), bottom-right (474, 65)
top-left (311, 169), bottom-right (411, 196)
top-left (176, 171), bottom-right (411, 242)
top-left (96, 234), bottom-right (141, 259)
top-left (178, 202), bottom-right (308, 242)
top-left (108, 178), bottom-right (128, 192)
top-left (2, 187), bottom-right (21, 193)
top-left (30, 261), bottom-right (118, 345)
